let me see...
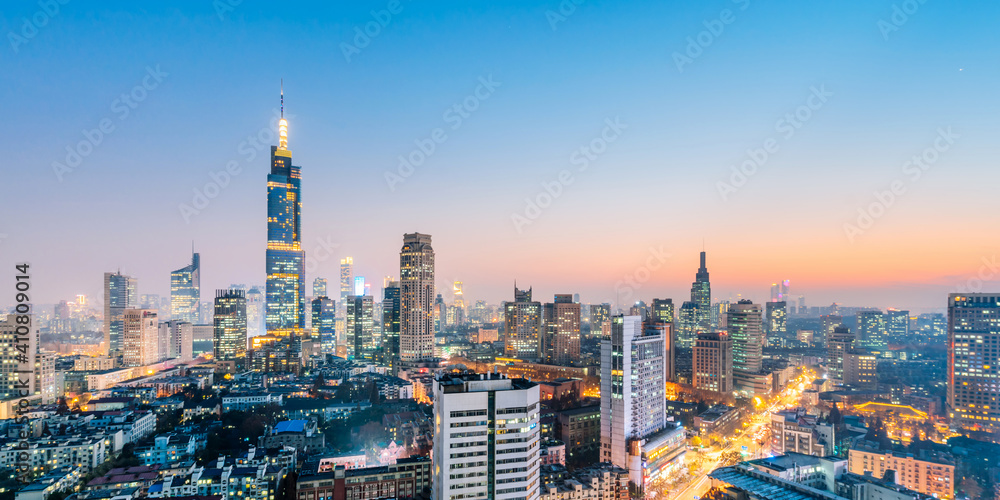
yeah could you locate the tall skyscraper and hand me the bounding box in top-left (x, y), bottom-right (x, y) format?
top-left (601, 315), bottom-right (680, 490)
top-left (690, 251), bottom-right (712, 333)
top-left (346, 295), bottom-right (374, 360)
top-left (589, 303), bottom-right (611, 339)
top-left (645, 318), bottom-right (675, 383)
top-left (765, 301), bottom-right (787, 340)
top-left (678, 301), bottom-right (698, 348)
top-left (504, 286), bottom-right (542, 361)
top-left (820, 314), bottom-right (844, 345)
top-left (214, 289), bottom-right (248, 365)
top-left (728, 299), bottom-right (764, 376)
top-left (311, 297), bottom-right (336, 356)
top-left (104, 271), bottom-right (137, 356)
top-left (265, 86), bottom-right (305, 338)
top-left (827, 325), bottom-right (854, 384)
top-left (857, 310), bottom-right (886, 350)
top-left (770, 280), bottom-right (790, 302)
top-left (245, 286), bottom-right (265, 339)
top-left (693, 331), bottom-right (733, 394)
top-left (382, 281), bottom-right (401, 368)
top-left (340, 257), bottom-right (353, 312)
top-left (159, 321), bottom-right (193, 361)
top-left (432, 372), bottom-right (540, 500)
top-left (652, 298), bottom-right (675, 324)
top-left (170, 252), bottom-right (201, 324)
top-left (122, 308), bottom-right (158, 367)
top-left (947, 293), bottom-right (1000, 436)
top-left (885, 308), bottom-right (909, 339)
top-left (543, 294), bottom-right (581, 365)
top-left (399, 233), bottom-right (435, 362)
top-left (312, 277), bottom-right (327, 298)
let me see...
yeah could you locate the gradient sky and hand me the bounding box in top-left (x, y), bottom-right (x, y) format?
top-left (2, 0), bottom-right (999, 313)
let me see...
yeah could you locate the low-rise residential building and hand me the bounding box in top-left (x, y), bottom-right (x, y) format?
top-left (15, 466), bottom-right (82, 500)
top-left (221, 393), bottom-right (283, 413)
top-left (259, 420), bottom-right (324, 453)
top-left (85, 465), bottom-right (162, 492)
top-left (848, 442), bottom-right (955, 499)
top-left (137, 434), bottom-right (197, 466)
top-left (769, 409), bottom-right (828, 456)
top-left (540, 463), bottom-right (628, 500)
top-left (86, 411), bottom-right (157, 445)
top-left (295, 456), bottom-right (430, 500)
top-left (695, 405), bottom-right (741, 442)
top-left (0, 435), bottom-right (107, 478)
top-left (557, 405), bottom-right (600, 457)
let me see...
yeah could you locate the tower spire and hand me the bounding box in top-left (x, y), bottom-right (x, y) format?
top-left (278, 80), bottom-right (288, 150)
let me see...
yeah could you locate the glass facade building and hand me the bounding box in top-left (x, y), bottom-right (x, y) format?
top-left (170, 252), bottom-right (201, 324)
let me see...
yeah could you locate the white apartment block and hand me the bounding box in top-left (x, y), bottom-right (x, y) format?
top-left (433, 372), bottom-right (540, 500)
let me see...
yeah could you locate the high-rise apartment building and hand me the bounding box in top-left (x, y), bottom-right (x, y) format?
top-left (382, 282), bottom-right (401, 368)
top-left (589, 304), bottom-right (611, 339)
top-left (159, 321), bottom-right (193, 361)
top-left (820, 314), bottom-right (843, 345)
top-left (678, 301), bottom-right (699, 348)
top-left (690, 251), bottom-right (712, 333)
top-left (311, 297), bottom-right (336, 356)
top-left (827, 325), bottom-right (854, 384)
top-left (947, 293), bottom-right (1000, 435)
top-left (600, 315), bottom-right (682, 490)
top-left (214, 289), bottom-right (247, 364)
top-left (346, 295), bottom-right (375, 360)
top-left (400, 233), bottom-right (435, 362)
top-left (122, 309), bottom-right (158, 367)
top-left (104, 271), bottom-right (137, 356)
top-left (728, 300), bottom-right (764, 375)
top-left (170, 252), bottom-right (200, 324)
top-left (1, 315), bottom-right (37, 401)
top-left (693, 331), bottom-right (733, 394)
top-left (246, 286), bottom-right (265, 339)
top-left (265, 88), bottom-right (305, 338)
top-left (857, 310), bottom-right (886, 350)
top-left (543, 294), bottom-right (581, 365)
top-left (340, 257), bottom-right (353, 312)
top-left (432, 372), bottom-right (540, 500)
top-left (312, 277), bottom-right (327, 298)
top-left (504, 286), bottom-right (542, 361)
top-left (843, 349), bottom-right (877, 389)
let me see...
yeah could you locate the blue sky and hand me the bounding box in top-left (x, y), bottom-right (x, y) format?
top-left (2, 0), bottom-right (999, 312)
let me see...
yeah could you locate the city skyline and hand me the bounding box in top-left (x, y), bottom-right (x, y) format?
top-left (4, 1), bottom-right (1000, 313)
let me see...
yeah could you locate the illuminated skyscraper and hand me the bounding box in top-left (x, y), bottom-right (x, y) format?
top-left (245, 286), bottom-right (265, 338)
top-left (504, 286), bottom-right (542, 361)
top-left (543, 294), bottom-right (581, 365)
top-left (214, 289), bottom-right (247, 364)
top-left (947, 293), bottom-right (1000, 436)
top-left (693, 331), bottom-right (732, 394)
top-left (265, 86), bottom-right (305, 338)
top-left (170, 252), bottom-right (200, 324)
top-left (399, 233), bottom-right (435, 362)
top-left (690, 251), bottom-right (712, 332)
top-left (727, 300), bottom-right (764, 375)
top-left (765, 301), bottom-right (787, 341)
top-left (122, 308), bottom-right (158, 367)
top-left (354, 276), bottom-right (365, 296)
top-left (770, 280), bottom-right (790, 302)
top-left (104, 271), bottom-right (137, 356)
top-left (678, 301), bottom-right (698, 349)
top-left (589, 303), bottom-right (611, 339)
top-left (346, 295), bottom-right (374, 360)
top-left (340, 257), bottom-right (353, 312)
top-left (382, 281), bottom-right (401, 368)
top-left (885, 308), bottom-right (909, 339)
top-left (652, 298), bottom-right (674, 324)
top-left (827, 325), bottom-right (854, 384)
top-left (312, 277), bottom-right (327, 298)
top-left (857, 310), bottom-right (886, 350)
top-left (311, 296), bottom-right (336, 356)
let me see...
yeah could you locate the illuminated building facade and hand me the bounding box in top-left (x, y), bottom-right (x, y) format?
top-left (340, 257), bottom-right (353, 313)
top-left (827, 325), bottom-right (854, 384)
top-left (652, 298), bottom-right (674, 324)
top-left (122, 308), bottom-right (158, 367)
top-left (245, 286), bottom-right (264, 339)
top-left (399, 233), bottom-right (435, 362)
top-left (170, 252), bottom-right (200, 324)
top-left (690, 251), bottom-right (712, 333)
top-left (312, 277), bottom-right (327, 298)
top-left (265, 86), bottom-right (305, 339)
top-left (844, 349), bottom-right (877, 389)
top-left (886, 308), bottom-right (910, 339)
top-left (382, 281), bottom-right (401, 368)
top-left (214, 289), bottom-right (247, 364)
top-left (346, 294), bottom-right (374, 360)
top-left (857, 310), bottom-right (886, 350)
top-left (848, 443), bottom-right (955, 499)
top-left (543, 294), bottom-right (581, 365)
top-left (728, 300), bottom-right (764, 375)
top-left (678, 301), bottom-right (698, 348)
top-left (765, 301), bottom-right (787, 340)
top-left (311, 296), bottom-right (336, 356)
top-left (693, 331), bottom-right (732, 394)
top-left (589, 303), bottom-right (610, 340)
top-left (947, 293), bottom-right (1000, 435)
top-left (104, 271), bottom-right (137, 356)
top-left (504, 286), bottom-right (542, 361)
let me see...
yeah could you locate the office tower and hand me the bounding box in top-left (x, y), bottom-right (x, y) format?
top-left (589, 303), bottom-right (611, 339)
top-left (601, 315), bottom-right (674, 489)
top-left (693, 331), bottom-right (733, 394)
top-left (827, 325), bottom-right (854, 384)
top-left (885, 309), bottom-right (909, 339)
top-left (104, 271), bottom-right (138, 356)
top-left (690, 251), bottom-right (712, 333)
top-left (353, 276), bottom-right (365, 297)
top-left (947, 293), bottom-right (1000, 435)
top-left (645, 318), bottom-right (675, 382)
top-left (819, 314), bottom-right (843, 345)
top-left (629, 300), bottom-right (649, 319)
top-left (678, 301), bottom-right (699, 348)
top-left (122, 309), bottom-right (158, 367)
top-left (340, 257), bottom-right (353, 311)
top-left (33, 351), bottom-right (57, 404)
top-left (382, 282), bottom-right (401, 368)
top-left (770, 280), bottom-right (790, 302)
top-left (856, 310), bottom-right (886, 350)
top-left (245, 286), bottom-right (265, 338)
top-left (311, 297), bottom-right (336, 356)
top-left (543, 294), bottom-right (581, 365)
top-left (797, 296), bottom-right (806, 314)
top-left (918, 313), bottom-right (946, 337)
top-left (713, 301), bottom-right (731, 330)
top-left (652, 298), bottom-right (674, 324)
top-left (159, 321), bottom-right (193, 361)
top-left (346, 295), bottom-right (374, 359)
top-left (504, 286), bottom-right (542, 361)
top-left (399, 233), bottom-right (435, 362)
top-left (765, 301), bottom-right (787, 339)
top-left (199, 301), bottom-right (214, 325)
top-left (214, 289), bottom-right (247, 364)
top-left (433, 293), bottom-right (445, 333)
top-left (1, 315), bottom-right (38, 400)
top-left (170, 252), bottom-right (201, 323)
top-left (844, 349), bottom-right (877, 388)
top-left (432, 372), bottom-right (540, 500)
top-left (312, 277), bottom-right (327, 298)
top-left (728, 300), bottom-right (764, 375)
top-left (140, 294), bottom-right (161, 311)
top-left (265, 87), bottom-right (305, 338)
top-left (453, 280), bottom-right (465, 310)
